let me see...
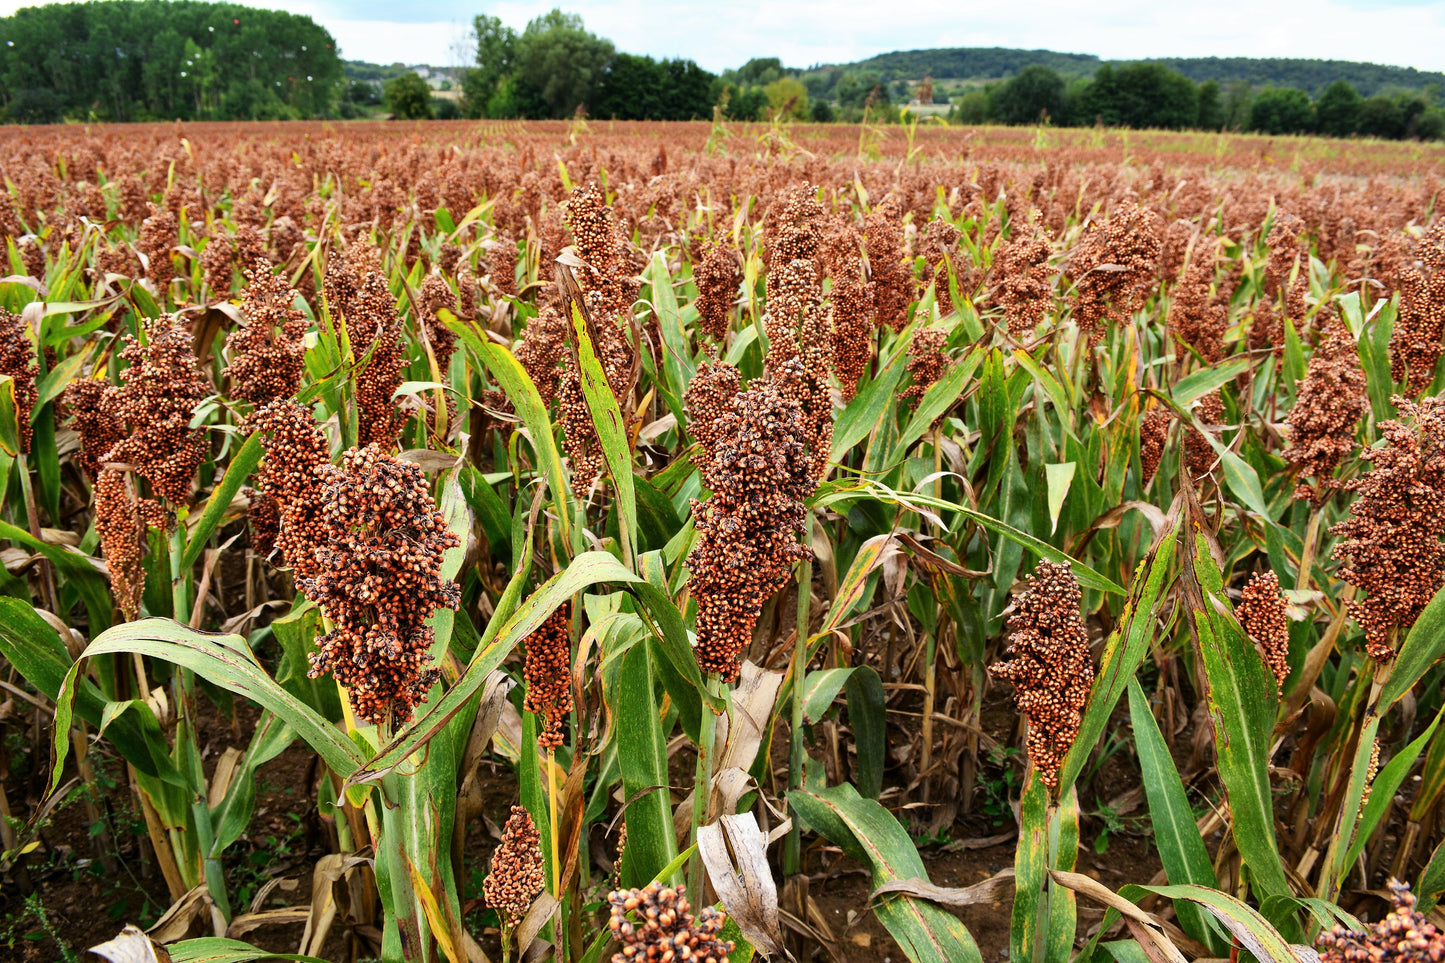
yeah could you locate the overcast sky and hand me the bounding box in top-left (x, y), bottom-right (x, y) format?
top-left (5, 0), bottom-right (1445, 73)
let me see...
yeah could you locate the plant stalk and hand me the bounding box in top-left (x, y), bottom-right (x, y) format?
top-left (688, 675), bottom-right (720, 899)
top-left (784, 513), bottom-right (815, 876)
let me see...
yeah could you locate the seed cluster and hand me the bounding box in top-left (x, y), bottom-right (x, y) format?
top-left (1265, 211), bottom-right (1310, 325)
top-left (1332, 396), bottom-right (1445, 663)
top-left (201, 233), bottom-right (233, 295)
top-left (693, 240), bottom-right (742, 345)
top-left (515, 304), bottom-right (569, 404)
top-left (1283, 317), bottom-right (1367, 503)
top-left (1185, 391), bottom-right (1224, 481)
top-left (557, 183), bottom-right (641, 491)
top-left (1317, 881), bottom-right (1445, 963)
top-left (992, 228), bottom-right (1054, 337)
top-left (106, 315), bottom-right (208, 504)
top-left (990, 561), bottom-right (1093, 793)
top-left (685, 365), bottom-right (815, 681)
top-left (1169, 244), bottom-right (1226, 363)
top-left (901, 328), bottom-right (950, 409)
top-left (1140, 407), bottom-right (1170, 483)
top-left (1237, 570), bottom-right (1290, 693)
top-left (224, 263), bottom-right (309, 406)
top-left (523, 600), bottom-right (573, 750)
top-left (865, 197), bottom-right (913, 332)
top-left (606, 883), bottom-right (734, 963)
top-left (138, 202), bottom-right (176, 292)
top-left (66, 380), bottom-right (124, 480)
top-left (95, 470), bottom-right (150, 622)
top-left (484, 805), bottom-right (546, 928)
top-left (763, 186), bottom-right (833, 481)
top-left (826, 227), bottom-right (873, 400)
top-left (0, 310), bottom-right (38, 454)
top-left (1389, 223), bottom-right (1445, 395)
top-left (301, 445), bottom-right (461, 726)
top-left (244, 399), bottom-right (331, 582)
top-left (1068, 202), bottom-right (1162, 345)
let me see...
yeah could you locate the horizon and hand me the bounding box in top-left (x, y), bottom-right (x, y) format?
top-left (2, 0), bottom-right (1445, 76)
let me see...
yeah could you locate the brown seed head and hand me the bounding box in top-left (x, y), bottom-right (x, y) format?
top-left (484, 805), bottom-right (546, 928)
top-left (224, 262), bottom-right (309, 406)
top-left (523, 600), bottom-right (573, 750)
top-left (1317, 881), bottom-right (1445, 963)
top-left (1237, 570), bottom-right (1290, 693)
top-left (1331, 396), bottom-right (1445, 663)
top-left (301, 445), bottom-right (461, 725)
top-left (1283, 316), bottom-right (1366, 503)
top-left (0, 310), bottom-right (37, 454)
top-left (105, 315), bottom-right (208, 504)
top-left (990, 561), bottom-right (1093, 793)
top-left (606, 882), bottom-right (734, 963)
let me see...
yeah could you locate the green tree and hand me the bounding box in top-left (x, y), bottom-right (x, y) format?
top-left (990, 65), bottom-right (1065, 125)
top-left (510, 9), bottom-right (613, 118)
top-left (460, 14), bottom-right (516, 119)
top-left (732, 57), bottom-right (782, 88)
top-left (1315, 80), bottom-right (1362, 137)
top-left (1224, 81), bottom-right (1253, 130)
top-left (952, 90), bottom-right (989, 124)
top-left (1196, 79), bottom-right (1225, 129)
top-left (764, 76), bottom-right (808, 120)
top-left (1248, 87), bottom-right (1313, 134)
top-left (1358, 95), bottom-right (1404, 138)
top-left (810, 99), bottom-right (835, 122)
top-left (1078, 63), bottom-right (1197, 129)
top-left (384, 71), bottom-right (434, 119)
top-left (0, 0), bottom-right (342, 121)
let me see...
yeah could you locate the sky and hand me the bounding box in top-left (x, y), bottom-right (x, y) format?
top-left (5, 0), bottom-right (1445, 73)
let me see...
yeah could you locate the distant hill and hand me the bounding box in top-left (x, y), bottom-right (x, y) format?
top-left (816, 47), bottom-right (1445, 97)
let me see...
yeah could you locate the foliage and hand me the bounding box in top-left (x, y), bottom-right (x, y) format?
top-left (384, 72), bottom-right (434, 120)
top-left (991, 65), bottom-right (1067, 125)
top-left (0, 0), bottom-right (342, 122)
top-left (1249, 86), bottom-right (1315, 134)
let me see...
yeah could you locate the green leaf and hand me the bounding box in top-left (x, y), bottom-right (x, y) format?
top-left (0, 598), bottom-right (176, 783)
top-left (1045, 462), bottom-right (1076, 535)
top-left (568, 301), bottom-right (637, 565)
top-left (1380, 583), bottom-right (1445, 709)
top-left (1181, 531), bottom-right (1291, 900)
top-left (449, 317), bottom-right (573, 550)
top-left (1344, 703), bottom-right (1445, 872)
top-left (844, 665), bottom-right (885, 799)
top-left (53, 619), bottom-right (366, 797)
top-left (0, 375), bottom-right (18, 455)
top-left (790, 783), bottom-right (982, 963)
top-left (831, 358), bottom-right (907, 460)
top-left (1128, 678), bottom-right (1224, 953)
top-left (616, 640), bottom-right (679, 886)
top-left (1218, 449), bottom-right (1271, 520)
top-left (352, 551), bottom-right (716, 786)
top-left (182, 431), bottom-right (263, 569)
top-left (170, 937), bottom-right (331, 963)
top-left (1012, 770), bottom-right (1048, 963)
top-left (1170, 357), bottom-right (1251, 406)
top-left (0, 518), bottom-right (112, 632)
top-left (891, 347), bottom-right (983, 458)
top-left (1057, 525), bottom-right (1177, 794)
top-left (647, 252), bottom-right (695, 398)
top-left (1141, 884), bottom-right (1298, 963)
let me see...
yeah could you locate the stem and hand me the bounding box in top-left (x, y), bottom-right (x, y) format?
top-left (550, 752), bottom-right (567, 961)
top-left (169, 507), bottom-right (191, 625)
top-left (16, 453), bottom-right (57, 613)
top-left (688, 676), bottom-right (720, 899)
top-left (1296, 507), bottom-right (1323, 592)
top-left (784, 513), bottom-right (815, 876)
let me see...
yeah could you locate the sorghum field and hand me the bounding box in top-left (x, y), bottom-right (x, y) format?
top-left (3, 117), bottom-right (1445, 963)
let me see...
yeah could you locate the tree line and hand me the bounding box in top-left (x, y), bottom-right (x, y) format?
top-left (954, 63), bottom-right (1445, 140)
top-left (0, 0), bottom-right (342, 123)
top-left (829, 48), bottom-right (1445, 100)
